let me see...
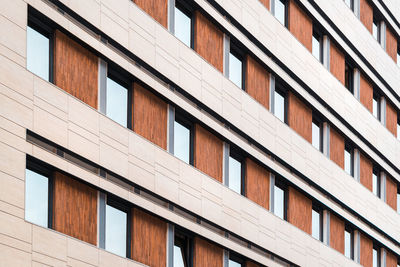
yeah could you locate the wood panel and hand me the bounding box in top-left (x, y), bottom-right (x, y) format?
top-left (386, 101), bottom-right (397, 136)
top-left (193, 237), bottom-right (223, 267)
top-left (329, 214), bottom-right (345, 254)
top-left (288, 186), bottom-right (312, 234)
top-left (54, 30), bottom-right (98, 109)
top-left (259, 0), bottom-right (270, 10)
top-left (330, 42), bottom-right (345, 85)
top-left (194, 124), bottom-right (223, 182)
top-left (288, 92), bottom-right (312, 143)
top-left (360, 153), bottom-right (373, 191)
top-left (133, 0), bottom-right (168, 28)
top-left (133, 82), bottom-right (168, 149)
top-left (194, 11), bottom-right (224, 72)
top-left (330, 127), bottom-right (345, 169)
top-left (386, 176), bottom-right (397, 211)
top-left (131, 208), bottom-right (167, 267)
top-left (245, 158), bottom-right (269, 210)
top-left (360, 0), bottom-right (373, 33)
top-left (245, 55), bottom-right (270, 109)
top-left (386, 251), bottom-right (398, 267)
top-left (246, 261), bottom-right (259, 267)
top-left (360, 234), bottom-right (373, 267)
top-left (360, 74), bottom-right (373, 112)
top-left (386, 27), bottom-right (398, 62)
top-left (53, 172), bottom-right (97, 245)
top-left (288, 0), bottom-right (312, 52)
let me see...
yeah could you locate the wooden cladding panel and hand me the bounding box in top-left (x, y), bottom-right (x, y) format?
top-left (287, 92), bottom-right (312, 143)
top-left (330, 127), bottom-right (345, 169)
top-left (193, 237), bottom-right (223, 267)
top-left (330, 42), bottom-right (345, 85)
top-left (386, 27), bottom-right (398, 62)
top-left (360, 74), bottom-right (373, 112)
top-left (288, 186), bottom-right (312, 234)
top-left (360, 234), bottom-right (373, 267)
top-left (53, 172), bottom-right (97, 245)
top-left (131, 208), bottom-right (167, 267)
top-left (245, 158), bottom-right (269, 210)
top-left (387, 251), bottom-right (398, 267)
top-left (133, 82), bottom-right (168, 149)
top-left (245, 56), bottom-right (270, 109)
top-left (329, 214), bottom-right (345, 254)
top-left (133, 0), bottom-right (168, 28)
top-left (386, 101), bottom-right (397, 136)
top-left (288, 0), bottom-right (313, 52)
top-left (54, 30), bottom-right (98, 109)
top-left (360, 153), bottom-right (373, 191)
top-left (360, 0), bottom-right (373, 33)
top-left (259, 0), bottom-right (270, 10)
top-left (194, 124), bottom-right (223, 182)
top-left (194, 11), bottom-right (224, 72)
top-left (386, 176), bottom-right (397, 211)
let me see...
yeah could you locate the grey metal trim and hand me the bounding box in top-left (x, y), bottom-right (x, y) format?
top-left (323, 123), bottom-right (330, 158)
top-left (223, 142), bottom-right (230, 187)
top-left (381, 171), bottom-right (387, 202)
top-left (354, 0), bottom-right (360, 19)
top-left (168, 0), bottom-right (175, 34)
top-left (381, 22), bottom-right (386, 50)
top-left (99, 192), bottom-right (106, 249)
top-left (223, 250), bottom-right (229, 267)
top-left (223, 34), bottom-right (230, 78)
top-left (271, 0), bottom-right (275, 16)
top-left (270, 74), bottom-right (275, 113)
top-left (354, 68), bottom-right (360, 100)
top-left (354, 149), bottom-right (360, 182)
top-left (323, 36), bottom-right (330, 70)
top-left (381, 248), bottom-right (386, 267)
top-left (167, 223), bottom-right (174, 267)
top-left (323, 210), bottom-right (330, 246)
top-left (269, 173), bottom-right (275, 212)
top-left (99, 59), bottom-right (107, 114)
top-left (355, 230), bottom-right (361, 263)
top-left (168, 105), bottom-right (175, 154)
top-left (381, 97), bottom-right (387, 126)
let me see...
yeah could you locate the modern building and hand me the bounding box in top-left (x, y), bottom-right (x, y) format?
top-left (1, 0), bottom-right (400, 266)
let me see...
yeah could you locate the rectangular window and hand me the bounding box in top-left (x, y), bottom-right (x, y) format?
top-left (311, 206), bottom-right (322, 241)
top-left (344, 0), bottom-right (354, 11)
top-left (105, 199), bottom-right (128, 257)
top-left (312, 117), bottom-right (322, 151)
top-left (373, 16), bottom-right (381, 43)
top-left (372, 168), bottom-right (381, 198)
top-left (229, 254), bottom-right (244, 267)
top-left (372, 93), bottom-right (381, 120)
top-left (312, 29), bottom-right (323, 63)
top-left (274, 0), bottom-right (288, 27)
top-left (174, 2), bottom-right (192, 48)
top-left (344, 227), bottom-right (354, 259)
top-left (174, 116), bottom-right (193, 165)
top-left (345, 62), bottom-right (354, 93)
top-left (397, 186), bottom-right (400, 214)
top-left (27, 25), bottom-right (51, 81)
top-left (228, 45), bottom-right (244, 89)
top-left (273, 182), bottom-right (286, 220)
top-left (274, 87), bottom-right (286, 123)
top-left (173, 230), bottom-right (193, 267)
top-left (344, 145), bottom-right (353, 176)
top-left (373, 245), bottom-right (380, 267)
top-left (228, 151), bottom-right (243, 195)
top-left (106, 75), bottom-right (128, 127)
top-left (397, 114), bottom-right (400, 141)
top-left (397, 45), bottom-right (400, 67)
top-left (25, 169), bottom-right (49, 228)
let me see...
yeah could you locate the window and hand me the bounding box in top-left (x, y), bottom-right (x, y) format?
top-left (228, 151), bottom-right (243, 195)
top-left (372, 168), bottom-right (381, 198)
top-left (312, 117), bottom-right (322, 151)
top-left (344, 227), bottom-right (354, 259)
top-left (397, 45), bottom-right (400, 67)
top-left (25, 169), bottom-right (49, 228)
top-left (397, 114), bottom-right (400, 140)
top-left (105, 199), bottom-right (128, 257)
top-left (311, 206), bottom-right (322, 241)
top-left (372, 92), bottom-right (381, 120)
top-left (229, 254), bottom-right (244, 267)
top-left (174, 2), bottom-right (192, 47)
top-left (273, 182), bottom-right (286, 220)
top-left (173, 231), bottom-right (193, 267)
top-left (27, 25), bottom-right (51, 81)
top-left (228, 45), bottom-right (244, 89)
top-left (174, 115), bottom-right (193, 165)
top-left (312, 29), bottom-right (323, 63)
top-left (344, 145), bottom-right (353, 176)
top-left (397, 186), bottom-right (400, 214)
top-left (373, 16), bottom-right (381, 43)
top-left (274, 0), bottom-right (288, 27)
top-left (373, 245), bottom-right (380, 267)
top-left (345, 62), bottom-right (354, 93)
top-left (274, 87), bottom-right (286, 123)
top-left (106, 75), bottom-right (128, 127)
top-left (344, 0), bottom-right (354, 11)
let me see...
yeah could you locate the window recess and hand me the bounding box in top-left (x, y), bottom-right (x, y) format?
top-left (272, 0), bottom-right (288, 27)
top-left (173, 112), bottom-right (194, 165)
top-left (344, 143), bottom-right (354, 177)
top-left (174, 0), bottom-right (194, 48)
top-left (312, 27), bottom-right (324, 64)
top-left (344, 225), bottom-right (354, 260)
top-left (173, 228), bottom-right (193, 267)
top-left (228, 41), bottom-right (245, 90)
top-left (272, 82), bottom-right (287, 123)
top-left (227, 146), bottom-right (245, 196)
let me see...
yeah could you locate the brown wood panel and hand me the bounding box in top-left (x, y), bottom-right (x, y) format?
top-left (288, 0), bottom-right (312, 52)
top-left (386, 176), bottom-right (397, 211)
top-left (194, 124), bottom-right (223, 182)
top-left (360, 234), bottom-right (373, 267)
top-left (246, 261), bottom-right (259, 267)
top-left (386, 101), bottom-right (397, 136)
top-left (53, 172), bottom-right (97, 245)
top-left (360, 0), bottom-right (373, 33)
top-left (133, 0), bottom-right (168, 28)
top-left (245, 158), bottom-right (269, 210)
top-left (360, 153), bottom-right (373, 191)
top-left (131, 208), bottom-right (167, 267)
top-left (288, 186), bottom-right (312, 234)
top-left (133, 82), bottom-right (168, 149)
top-left (259, 0), bottom-right (270, 10)
top-left (194, 11), bottom-right (224, 72)
top-left (245, 55), bottom-right (269, 109)
top-left (193, 237), bottom-right (223, 267)
top-left (360, 74), bottom-right (373, 112)
top-left (330, 127), bottom-right (345, 169)
top-left (287, 92), bottom-right (312, 143)
top-left (54, 30), bottom-right (98, 109)
top-left (386, 27), bottom-right (398, 62)
top-left (387, 251), bottom-right (398, 267)
top-left (329, 214), bottom-right (345, 254)
top-left (330, 42), bottom-right (345, 85)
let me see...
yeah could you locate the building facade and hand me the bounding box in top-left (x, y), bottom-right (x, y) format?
top-left (1, 0), bottom-right (400, 266)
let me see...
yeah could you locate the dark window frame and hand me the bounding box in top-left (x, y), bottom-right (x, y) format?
top-left (344, 143), bottom-right (354, 177)
top-left (373, 243), bottom-right (381, 267)
top-left (344, 225), bottom-right (354, 260)
top-left (372, 166), bottom-right (381, 198)
top-left (373, 14), bottom-right (381, 43)
top-left (373, 91), bottom-right (381, 120)
top-left (174, 227), bottom-right (194, 267)
top-left (275, 0), bottom-right (289, 28)
top-left (312, 204), bottom-right (323, 242)
top-left (175, 0), bottom-right (195, 49)
top-left (229, 146), bottom-right (246, 196)
top-left (312, 114), bottom-right (323, 152)
top-left (274, 82), bottom-right (288, 124)
top-left (274, 178), bottom-right (288, 221)
top-left (344, 0), bottom-right (354, 11)
top-left (229, 41), bottom-right (246, 90)
top-left (312, 26), bottom-right (324, 64)
top-left (229, 252), bottom-right (245, 267)
top-left (345, 60), bottom-right (354, 93)
top-left (174, 112), bottom-right (195, 166)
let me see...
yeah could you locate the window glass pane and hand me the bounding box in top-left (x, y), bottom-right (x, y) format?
top-left (173, 245), bottom-right (185, 267)
top-left (344, 0), bottom-right (352, 9)
top-left (105, 204), bottom-right (127, 257)
top-left (397, 122), bottom-right (400, 140)
top-left (344, 148), bottom-right (352, 175)
top-left (344, 230), bottom-right (352, 258)
top-left (27, 26), bottom-right (49, 81)
top-left (25, 169), bottom-right (48, 227)
top-left (274, 90), bottom-right (285, 122)
top-left (229, 52), bottom-right (242, 89)
top-left (274, 0), bottom-right (286, 26)
top-left (229, 259), bottom-right (241, 267)
top-left (274, 185), bottom-right (285, 220)
top-left (312, 121), bottom-right (321, 151)
top-left (312, 35), bottom-right (321, 62)
top-left (229, 156), bottom-right (242, 194)
top-left (397, 52), bottom-right (400, 67)
top-left (373, 97), bottom-right (378, 118)
top-left (174, 121), bottom-right (190, 164)
top-left (311, 209), bottom-right (321, 240)
top-left (175, 6), bottom-right (191, 47)
top-left (373, 21), bottom-right (379, 41)
top-left (372, 248), bottom-right (378, 267)
top-left (106, 77), bottom-right (128, 127)
top-left (397, 191), bottom-right (400, 214)
top-left (372, 172), bottom-right (379, 197)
